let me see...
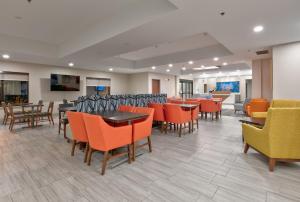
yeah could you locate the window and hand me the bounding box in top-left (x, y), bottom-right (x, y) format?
top-left (179, 79), bottom-right (193, 99)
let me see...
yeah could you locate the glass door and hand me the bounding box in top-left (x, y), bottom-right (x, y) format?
top-left (179, 79), bottom-right (193, 99)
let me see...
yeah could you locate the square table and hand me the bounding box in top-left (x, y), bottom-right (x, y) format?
top-left (94, 111), bottom-right (149, 125)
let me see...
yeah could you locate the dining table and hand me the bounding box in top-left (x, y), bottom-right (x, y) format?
top-left (21, 103), bottom-right (44, 127)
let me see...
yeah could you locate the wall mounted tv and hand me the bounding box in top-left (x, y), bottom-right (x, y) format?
top-left (216, 81), bottom-right (240, 93)
top-left (50, 74), bottom-right (80, 91)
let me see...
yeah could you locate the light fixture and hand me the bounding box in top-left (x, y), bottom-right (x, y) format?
top-left (68, 62), bottom-right (74, 67)
top-left (151, 66), bottom-right (156, 70)
top-left (253, 25), bottom-right (264, 33)
top-left (168, 64), bottom-right (173, 67)
top-left (193, 66), bottom-right (219, 70)
top-left (166, 69), bottom-right (170, 72)
top-left (182, 67), bottom-right (186, 71)
top-left (201, 65), bottom-right (205, 68)
top-left (213, 57), bottom-right (219, 61)
top-left (188, 61), bottom-right (194, 65)
top-left (189, 74), bottom-right (193, 76)
top-left (2, 54), bottom-right (10, 59)
top-left (222, 62), bottom-right (228, 66)
top-left (109, 68), bottom-right (113, 72)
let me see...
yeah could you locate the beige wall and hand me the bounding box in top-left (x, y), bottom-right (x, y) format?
top-left (252, 58), bottom-right (273, 100)
top-left (128, 73), bottom-right (149, 94)
top-left (273, 42), bottom-right (300, 99)
top-left (148, 73), bottom-right (176, 97)
top-left (0, 61), bottom-right (130, 112)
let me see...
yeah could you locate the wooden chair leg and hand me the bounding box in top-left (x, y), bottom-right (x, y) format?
top-left (87, 147), bottom-right (93, 166)
top-left (127, 145), bottom-right (132, 164)
top-left (132, 142), bottom-right (136, 161)
top-left (101, 151), bottom-right (110, 175)
top-left (63, 123), bottom-right (67, 139)
top-left (71, 140), bottom-right (77, 156)
top-left (147, 136), bottom-right (152, 152)
top-left (244, 143), bottom-right (250, 154)
top-left (196, 119), bottom-right (199, 129)
top-left (58, 121), bottom-right (61, 134)
top-left (269, 158), bottom-right (276, 172)
top-left (84, 143), bottom-right (89, 163)
top-left (165, 122), bottom-right (168, 134)
top-left (179, 124), bottom-right (182, 137)
top-left (51, 115), bottom-right (54, 125)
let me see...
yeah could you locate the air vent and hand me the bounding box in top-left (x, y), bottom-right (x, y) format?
top-left (256, 50), bottom-right (269, 55)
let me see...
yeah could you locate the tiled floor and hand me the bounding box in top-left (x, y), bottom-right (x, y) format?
top-left (0, 116), bottom-right (300, 202)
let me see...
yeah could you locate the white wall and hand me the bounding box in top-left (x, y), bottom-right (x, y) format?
top-left (273, 42), bottom-right (300, 99)
top-left (128, 73), bottom-right (149, 94)
top-left (148, 73), bottom-right (176, 97)
top-left (0, 61), bottom-right (129, 112)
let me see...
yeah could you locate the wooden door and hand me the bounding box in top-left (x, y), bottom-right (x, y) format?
top-left (152, 79), bottom-right (160, 94)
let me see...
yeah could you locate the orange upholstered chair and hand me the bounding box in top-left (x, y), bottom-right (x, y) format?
top-left (132, 107), bottom-right (154, 160)
top-left (184, 101), bottom-right (200, 130)
top-left (118, 105), bottom-right (135, 112)
top-left (66, 111), bottom-right (89, 163)
top-left (164, 103), bottom-right (191, 137)
top-left (148, 103), bottom-right (166, 132)
top-left (200, 99), bottom-right (220, 120)
top-left (246, 99), bottom-right (270, 117)
top-left (83, 114), bottom-right (132, 175)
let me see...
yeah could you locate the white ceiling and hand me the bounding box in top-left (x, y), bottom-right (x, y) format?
top-left (0, 0), bottom-right (299, 75)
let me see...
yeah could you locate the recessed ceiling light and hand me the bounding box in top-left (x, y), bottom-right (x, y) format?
top-left (151, 66), bottom-right (156, 70)
top-left (2, 54), bottom-right (10, 59)
top-left (182, 67), bottom-right (186, 71)
top-left (223, 62), bottom-right (228, 66)
top-left (201, 65), bottom-right (205, 68)
top-left (213, 57), bottom-right (219, 61)
top-left (168, 64), bottom-right (173, 67)
top-left (109, 68), bottom-right (113, 72)
top-left (189, 74), bottom-right (193, 76)
top-left (188, 61), bottom-right (194, 65)
top-left (253, 25), bottom-right (264, 33)
top-left (166, 69), bottom-right (170, 72)
top-left (193, 66), bottom-right (219, 70)
top-left (68, 62), bottom-right (74, 67)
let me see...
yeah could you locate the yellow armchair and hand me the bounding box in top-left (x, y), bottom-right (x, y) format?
top-left (243, 108), bottom-right (300, 171)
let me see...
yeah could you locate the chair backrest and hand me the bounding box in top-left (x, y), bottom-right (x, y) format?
top-left (270, 99), bottom-right (300, 108)
top-left (164, 103), bottom-right (190, 123)
top-left (247, 100), bottom-right (269, 116)
top-left (63, 99), bottom-right (68, 104)
top-left (263, 108), bottom-right (300, 158)
top-left (7, 103), bottom-right (14, 117)
top-left (200, 99), bottom-right (219, 112)
top-left (48, 102), bottom-right (54, 114)
top-left (184, 101), bottom-right (200, 119)
top-left (148, 103), bottom-right (165, 122)
top-left (133, 107), bottom-right (154, 140)
top-left (66, 111), bottom-right (88, 142)
top-left (118, 105), bottom-right (135, 112)
top-left (1, 102), bottom-right (7, 114)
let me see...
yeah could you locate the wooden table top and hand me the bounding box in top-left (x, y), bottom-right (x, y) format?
top-left (93, 111), bottom-right (148, 124)
top-left (239, 117), bottom-right (265, 128)
top-left (58, 106), bottom-right (77, 112)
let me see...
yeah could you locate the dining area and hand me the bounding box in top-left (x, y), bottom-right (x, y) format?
top-left (1, 100), bottom-right (54, 131)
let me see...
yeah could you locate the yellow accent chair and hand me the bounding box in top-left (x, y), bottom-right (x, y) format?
top-left (243, 108), bottom-right (300, 171)
top-left (252, 99), bottom-right (300, 118)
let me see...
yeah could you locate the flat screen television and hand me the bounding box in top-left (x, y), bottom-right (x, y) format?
top-left (50, 74), bottom-right (80, 91)
top-left (216, 81), bottom-right (240, 93)
top-left (96, 85), bottom-right (105, 91)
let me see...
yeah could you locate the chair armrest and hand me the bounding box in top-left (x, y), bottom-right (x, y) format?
top-left (242, 123), bottom-right (269, 156)
top-left (133, 119), bottom-right (153, 141)
top-left (107, 125), bottom-right (132, 149)
top-left (252, 112), bottom-right (267, 118)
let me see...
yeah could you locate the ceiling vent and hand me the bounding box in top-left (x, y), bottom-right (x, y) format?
top-left (256, 50), bottom-right (269, 55)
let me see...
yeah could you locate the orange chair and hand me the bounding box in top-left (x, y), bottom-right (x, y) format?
top-left (132, 107), bottom-right (154, 160)
top-left (200, 99), bottom-right (220, 120)
top-left (118, 105), bottom-right (135, 112)
top-left (66, 111), bottom-right (89, 162)
top-left (184, 101), bottom-right (200, 130)
top-left (83, 114), bottom-right (132, 175)
top-left (148, 103), bottom-right (166, 132)
top-left (246, 99), bottom-right (270, 117)
top-left (164, 103), bottom-right (191, 137)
